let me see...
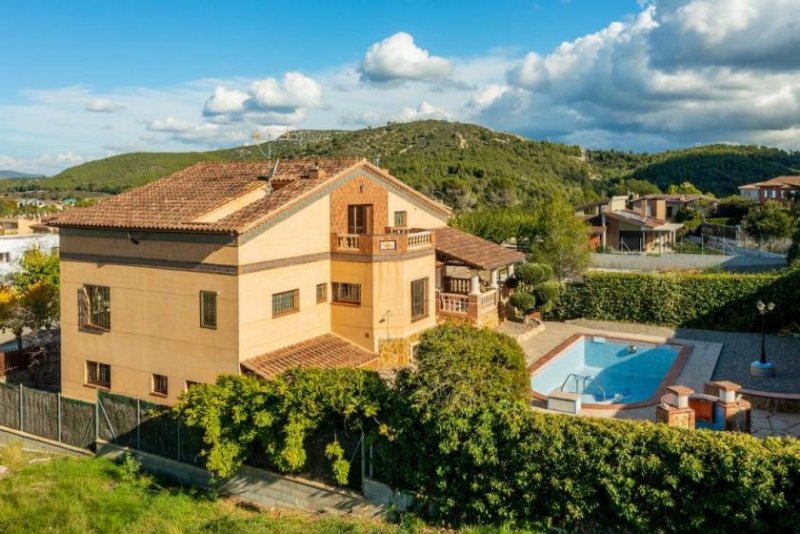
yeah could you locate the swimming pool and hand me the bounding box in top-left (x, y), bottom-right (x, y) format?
top-left (530, 334), bottom-right (686, 407)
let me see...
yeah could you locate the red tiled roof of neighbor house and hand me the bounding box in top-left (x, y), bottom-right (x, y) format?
top-left (49, 158), bottom-right (450, 235)
top-left (241, 334), bottom-right (379, 379)
top-left (602, 209), bottom-right (667, 229)
top-left (433, 226), bottom-right (525, 270)
top-left (749, 175), bottom-right (800, 188)
top-left (631, 194), bottom-right (708, 202)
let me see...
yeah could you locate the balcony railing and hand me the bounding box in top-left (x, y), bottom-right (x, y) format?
top-left (437, 291), bottom-right (469, 317)
top-left (444, 276), bottom-right (471, 295)
top-left (479, 289), bottom-right (498, 314)
top-left (331, 229), bottom-right (433, 255)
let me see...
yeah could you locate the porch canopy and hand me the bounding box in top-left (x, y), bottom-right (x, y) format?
top-left (433, 227), bottom-right (525, 270)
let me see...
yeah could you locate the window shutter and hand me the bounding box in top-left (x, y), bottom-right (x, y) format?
top-left (78, 287), bottom-right (89, 329)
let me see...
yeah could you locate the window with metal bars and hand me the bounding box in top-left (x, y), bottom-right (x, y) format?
top-left (152, 374), bottom-right (168, 396)
top-left (332, 282), bottom-right (361, 305)
top-left (86, 361), bottom-right (111, 389)
top-left (81, 285), bottom-right (111, 330)
top-left (200, 291), bottom-right (217, 329)
top-left (394, 210), bottom-right (407, 227)
top-left (272, 289), bottom-right (299, 317)
top-left (411, 277), bottom-right (429, 321)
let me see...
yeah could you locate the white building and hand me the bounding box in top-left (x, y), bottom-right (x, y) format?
top-left (0, 233), bottom-right (59, 278)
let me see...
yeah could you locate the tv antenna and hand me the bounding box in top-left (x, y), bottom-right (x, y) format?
top-left (251, 130), bottom-right (272, 159)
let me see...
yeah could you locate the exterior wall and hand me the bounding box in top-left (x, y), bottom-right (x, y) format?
top-left (60, 260), bottom-right (239, 404)
top-left (238, 195), bottom-right (331, 264)
top-left (0, 233), bottom-right (59, 277)
top-left (237, 260), bottom-right (332, 360)
top-left (387, 191), bottom-right (448, 229)
top-left (330, 259), bottom-right (375, 351)
top-left (330, 175), bottom-right (388, 234)
top-left (59, 228), bottom-right (238, 266)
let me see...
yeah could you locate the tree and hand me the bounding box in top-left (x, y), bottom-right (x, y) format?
top-left (526, 197), bottom-right (591, 280)
top-left (788, 219), bottom-right (800, 265)
top-left (742, 201), bottom-right (793, 245)
top-left (666, 181), bottom-right (703, 195)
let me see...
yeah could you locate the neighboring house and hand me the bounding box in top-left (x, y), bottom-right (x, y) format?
top-left (629, 194), bottom-right (712, 221)
top-left (580, 196), bottom-right (683, 252)
top-left (50, 158), bottom-right (522, 404)
top-left (737, 176), bottom-right (800, 204)
top-left (0, 233), bottom-right (59, 278)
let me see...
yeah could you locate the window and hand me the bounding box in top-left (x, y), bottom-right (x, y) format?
top-left (50, 246), bottom-right (59, 256)
top-left (666, 206), bottom-right (674, 218)
top-left (152, 374), bottom-right (168, 396)
top-left (0, 252), bottom-right (9, 263)
top-left (316, 283), bottom-right (327, 303)
top-left (86, 361), bottom-right (111, 389)
top-left (410, 343), bottom-right (421, 361)
top-left (272, 289), bottom-right (299, 317)
top-left (347, 204), bottom-right (373, 234)
top-left (411, 277), bottom-right (429, 321)
top-left (185, 380), bottom-right (199, 392)
top-left (199, 291), bottom-right (217, 329)
top-left (81, 285), bottom-right (111, 330)
top-left (332, 282), bottom-right (361, 305)
top-left (394, 210), bottom-right (407, 228)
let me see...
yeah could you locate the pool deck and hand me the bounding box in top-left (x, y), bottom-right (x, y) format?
top-left (522, 321), bottom-right (800, 438)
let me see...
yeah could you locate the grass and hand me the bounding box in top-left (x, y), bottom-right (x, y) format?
top-left (0, 449), bottom-right (536, 534)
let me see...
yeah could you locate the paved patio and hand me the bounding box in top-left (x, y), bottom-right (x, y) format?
top-left (522, 320), bottom-right (800, 438)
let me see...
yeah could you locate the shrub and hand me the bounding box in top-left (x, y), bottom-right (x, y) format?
top-left (514, 263), bottom-right (552, 286)
top-left (509, 291), bottom-right (536, 314)
top-left (549, 268), bottom-right (800, 332)
top-left (532, 281), bottom-right (560, 313)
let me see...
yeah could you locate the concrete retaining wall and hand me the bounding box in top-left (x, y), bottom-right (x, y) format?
top-left (590, 253), bottom-right (786, 273)
top-left (0, 425), bottom-right (91, 456)
top-left (97, 441), bottom-right (382, 517)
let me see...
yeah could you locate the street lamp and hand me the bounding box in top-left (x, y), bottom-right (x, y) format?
top-left (750, 300), bottom-right (776, 377)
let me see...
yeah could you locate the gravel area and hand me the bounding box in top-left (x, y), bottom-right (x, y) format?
top-left (569, 319), bottom-right (800, 393)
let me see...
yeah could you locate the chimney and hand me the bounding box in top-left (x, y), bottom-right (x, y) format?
top-left (307, 162), bottom-right (326, 180)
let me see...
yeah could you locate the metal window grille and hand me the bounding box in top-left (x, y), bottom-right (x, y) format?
top-left (332, 282), bottom-right (361, 305)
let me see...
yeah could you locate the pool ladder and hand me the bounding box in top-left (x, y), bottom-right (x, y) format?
top-left (560, 374), bottom-right (608, 401)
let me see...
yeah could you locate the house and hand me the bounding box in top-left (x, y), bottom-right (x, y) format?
top-left (581, 196), bottom-right (683, 252)
top-left (738, 176), bottom-right (800, 204)
top-left (629, 194), bottom-right (712, 221)
top-left (50, 158), bottom-right (523, 404)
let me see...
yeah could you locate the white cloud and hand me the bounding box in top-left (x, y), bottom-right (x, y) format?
top-left (85, 98), bottom-right (125, 113)
top-left (203, 86), bottom-right (248, 115)
top-left (360, 32), bottom-right (453, 83)
top-left (249, 72), bottom-right (322, 110)
top-left (393, 101), bottom-right (450, 122)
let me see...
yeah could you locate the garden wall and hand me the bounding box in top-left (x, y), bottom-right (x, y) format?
top-left (550, 269), bottom-right (800, 332)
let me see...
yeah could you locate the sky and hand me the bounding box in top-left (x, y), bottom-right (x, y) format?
top-left (1, 0), bottom-right (799, 175)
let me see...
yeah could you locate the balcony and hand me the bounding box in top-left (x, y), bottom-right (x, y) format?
top-left (435, 287), bottom-right (499, 326)
top-left (331, 228), bottom-right (433, 256)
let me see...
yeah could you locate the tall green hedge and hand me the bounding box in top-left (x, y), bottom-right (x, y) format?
top-left (549, 268), bottom-right (800, 332)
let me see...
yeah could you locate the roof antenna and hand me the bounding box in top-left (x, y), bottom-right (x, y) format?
top-left (251, 130), bottom-right (272, 159)
top-left (265, 158), bottom-right (279, 193)
top-left (373, 155), bottom-right (381, 167)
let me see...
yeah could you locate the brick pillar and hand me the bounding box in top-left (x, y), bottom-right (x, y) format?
top-left (708, 381), bottom-right (751, 432)
top-left (656, 385), bottom-right (696, 429)
top-left (467, 294), bottom-right (479, 325)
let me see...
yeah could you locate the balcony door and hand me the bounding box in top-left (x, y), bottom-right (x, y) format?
top-left (347, 204), bottom-right (373, 234)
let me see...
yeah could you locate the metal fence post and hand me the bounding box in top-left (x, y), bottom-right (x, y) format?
top-left (94, 394), bottom-right (100, 442)
top-left (57, 393), bottom-right (62, 442)
top-left (361, 430), bottom-right (366, 488)
top-left (136, 398), bottom-right (141, 450)
top-left (18, 383), bottom-right (23, 432)
top-left (176, 420), bottom-right (181, 461)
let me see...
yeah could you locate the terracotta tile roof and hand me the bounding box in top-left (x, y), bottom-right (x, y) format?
top-left (753, 175), bottom-right (800, 187)
top-left (603, 209), bottom-right (667, 229)
top-left (241, 334), bottom-right (378, 379)
top-left (434, 226), bottom-right (525, 270)
top-left (49, 158), bottom-right (450, 235)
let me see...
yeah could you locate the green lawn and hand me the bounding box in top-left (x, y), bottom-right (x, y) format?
top-left (0, 449), bottom-right (529, 534)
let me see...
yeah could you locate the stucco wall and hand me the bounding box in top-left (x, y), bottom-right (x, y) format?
top-left (60, 260), bottom-right (240, 404)
top-left (386, 190), bottom-right (448, 229)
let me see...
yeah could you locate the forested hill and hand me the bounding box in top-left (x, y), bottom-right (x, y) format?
top-left (2, 121), bottom-right (595, 210)
top-left (6, 121), bottom-right (800, 208)
top-left (588, 144), bottom-right (800, 196)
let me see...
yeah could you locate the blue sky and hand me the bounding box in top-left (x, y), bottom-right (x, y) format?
top-left (1, 0), bottom-right (799, 174)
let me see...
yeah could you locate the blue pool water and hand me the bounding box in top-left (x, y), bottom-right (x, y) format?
top-left (531, 336), bottom-right (680, 404)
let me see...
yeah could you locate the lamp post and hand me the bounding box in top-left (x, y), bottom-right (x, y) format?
top-left (751, 300), bottom-right (776, 377)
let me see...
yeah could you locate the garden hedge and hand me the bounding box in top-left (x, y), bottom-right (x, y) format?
top-left (549, 268), bottom-right (800, 332)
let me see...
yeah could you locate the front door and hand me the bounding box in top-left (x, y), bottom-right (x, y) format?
top-left (347, 204), bottom-right (373, 234)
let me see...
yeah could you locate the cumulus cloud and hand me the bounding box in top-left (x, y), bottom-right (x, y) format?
top-left (361, 32), bottom-right (453, 83)
top-left (498, 0), bottom-right (800, 148)
top-left (85, 98), bottom-right (125, 112)
top-left (393, 101), bottom-right (450, 122)
top-left (202, 72), bottom-right (322, 126)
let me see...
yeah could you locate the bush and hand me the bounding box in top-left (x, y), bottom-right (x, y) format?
top-left (549, 269), bottom-right (800, 332)
top-left (532, 281), bottom-right (560, 313)
top-left (509, 291), bottom-right (536, 314)
top-left (514, 263), bottom-right (552, 286)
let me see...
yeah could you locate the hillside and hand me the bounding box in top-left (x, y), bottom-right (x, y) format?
top-left (588, 144), bottom-right (800, 196)
top-left (0, 121), bottom-right (596, 209)
top-left (5, 121), bottom-right (800, 206)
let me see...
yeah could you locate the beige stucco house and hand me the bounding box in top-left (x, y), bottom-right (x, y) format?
top-left (51, 158), bottom-right (522, 404)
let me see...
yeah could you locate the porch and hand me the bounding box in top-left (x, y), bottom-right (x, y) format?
top-left (432, 227), bottom-right (525, 328)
